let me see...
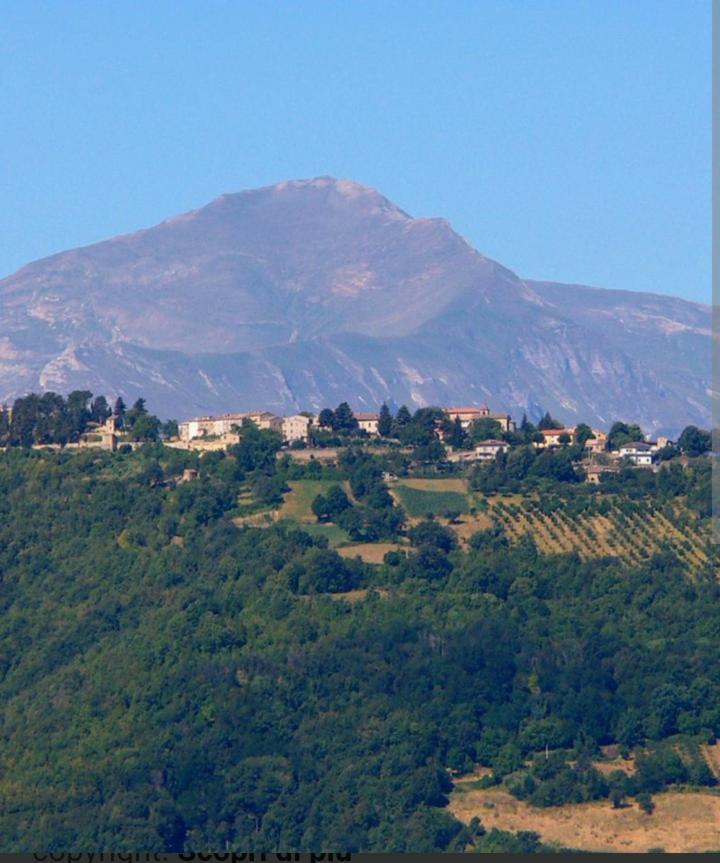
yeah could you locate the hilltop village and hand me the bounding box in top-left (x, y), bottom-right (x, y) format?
top-left (170, 402), bottom-right (688, 482)
top-left (0, 393), bottom-right (708, 484)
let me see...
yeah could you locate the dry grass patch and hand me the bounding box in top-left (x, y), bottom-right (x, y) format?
top-left (451, 512), bottom-right (494, 544)
top-left (450, 786), bottom-right (720, 853)
top-left (233, 511), bottom-right (277, 528)
top-left (337, 542), bottom-right (405, 564)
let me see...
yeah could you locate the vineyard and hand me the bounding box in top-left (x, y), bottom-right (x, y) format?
top-left (484, 494), bottom-right (715, 574)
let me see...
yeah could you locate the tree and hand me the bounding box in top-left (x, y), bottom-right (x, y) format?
top-left (378, 403), bottom-right (393, 437)
top-left (446, 416), bottom-right (466, 449)
top-left (318, 408), bottom-right (335, 429)
top-left (127, 413), bottom-right (160, 442)
top-left (312, 486), bottom-right (351, 522)
top-left (637, 793), bottom-right (655, 815)
top-left (469, 417), bottom-right (502, 443)
top-left (399, 407), bottom-right (445, 446)
top-left (66, 390), bottom-right (93, 438)
top-left (519, 414), bottom-right (537, 443)
top-left (113, 396), bottom-right (127, 425)
top-left (538, 411), bottom-right (563, 430)
top-left (608, 421), bottom-right (644, 450)
top-left (609, 788), bottom-right (625, 809)
top-left (677, 425), bottom-right (711, 457)
top-left (90, 395), bottom-right (111, 424)
top-left (391, 405), bottom-right (412, 437)
top-left (0, 406), bottom-right (9, 445)
top-left (558, 433), bottom-right (571, 446)
top-left (160, 419), bottom-right (179, 439)
top-left (332, 402), bottom-right (358, 433)
top-left (407, 519), bottom-right (456, 553)
top-left (574, 423), bottom-right (594, 448)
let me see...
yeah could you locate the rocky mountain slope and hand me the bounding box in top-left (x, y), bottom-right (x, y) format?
top-left (0, 177), bottom-right (711, 434)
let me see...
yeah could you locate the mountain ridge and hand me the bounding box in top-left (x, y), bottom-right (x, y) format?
top-left (0, 177), bottom-right (711, 434)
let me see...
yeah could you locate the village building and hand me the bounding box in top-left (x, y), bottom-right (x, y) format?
top-left (355, 412), bottom-right (380, 435)
top-left (444, 406), bottom-right (514, 433)
top-left (244, 411), bottom-right (283, 432)
top-left (618, 442), bottom-right (654, 466)
top-left (647, 436), bottom-right (672, 452)
top-left (584, 429), bottom-right (608, 454)
top-left (535, 427), bottom-right (576, 448)
top-left (282, 414), bottom-right (313, 443)
top-left (179, 411), bottom-right (282, 441)
top-left (473, 439), bottom-right (509, 461)
top-left (179, 413), bottom-right (244, 441)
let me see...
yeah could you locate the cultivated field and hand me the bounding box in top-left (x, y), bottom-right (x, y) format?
top-left (390, 477), bottom-right (471, 518)
top-left (450, 785), bottom-right (720, 853)
top-left (485, 496), bottom-right (713, 573)
top-left (238, 476), bottom-right (715, 573)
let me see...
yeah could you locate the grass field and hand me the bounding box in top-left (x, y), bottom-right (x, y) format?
top-left (449, 785), bottom-right (720, 853)
top-left (392, 482), bottom-right (470, 518)
top-left (394, 478), bottom-right (470, 493)
top-left (293, 521), bottom-right (349, 546)
top-left (276, 480), bottom-right (347, 522)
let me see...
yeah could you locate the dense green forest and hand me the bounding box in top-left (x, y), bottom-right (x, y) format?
top-left (0, 435), bottom-right (717, 851)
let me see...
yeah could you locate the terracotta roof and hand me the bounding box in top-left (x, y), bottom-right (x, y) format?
top-left (355, 412), bottom-right (379, 420)
top-left (475, 439), bottom-right (507, 447)
top-left (541, 428), bottom-right (575, 436)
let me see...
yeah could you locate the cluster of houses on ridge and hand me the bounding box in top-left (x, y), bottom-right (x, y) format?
top-left (175, 404), bottom-right (674, 479)
top-left (177, 405), bottom-right (515, 446)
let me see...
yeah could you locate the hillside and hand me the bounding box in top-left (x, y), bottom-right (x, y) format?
top-left (0, 439), bottom-right (717, 851)
top-left (0, 177), bottom-right (711, 434)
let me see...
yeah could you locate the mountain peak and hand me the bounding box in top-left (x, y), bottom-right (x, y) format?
top-left (0, 178), bottom-right (710, 433)
top-left (200, 176), bottom-right (413, 224)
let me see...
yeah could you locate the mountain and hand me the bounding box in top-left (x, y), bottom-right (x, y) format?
top-left (0, 176), bottom-right (711, 434)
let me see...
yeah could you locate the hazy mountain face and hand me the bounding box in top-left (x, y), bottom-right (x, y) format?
top-left (0, 177), bottom-right (711, 434)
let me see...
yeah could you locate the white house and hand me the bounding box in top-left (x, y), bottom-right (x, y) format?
top-left (473, 439), bottom-right (509, 461)
top-left (618, 442), bottom-right (654, 466)
top-left (355, 412), bottom-right (380, 435)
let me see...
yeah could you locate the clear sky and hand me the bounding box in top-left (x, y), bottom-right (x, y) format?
top-left (1, 0), bottom-right (711, 302)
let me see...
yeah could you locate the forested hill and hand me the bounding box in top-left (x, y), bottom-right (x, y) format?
top-left (0, 440), bottom-right (717, 851)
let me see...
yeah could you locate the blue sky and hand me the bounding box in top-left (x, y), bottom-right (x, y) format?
top-left (1, 0), bottom-right (711, 302)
